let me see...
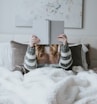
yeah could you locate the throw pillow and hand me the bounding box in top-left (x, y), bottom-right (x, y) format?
top-left (36, 44), bottom-right (83, 67)
top-left (10, 41), bottom-right (27, 69)
top-left (69, 44), bottom-right (82, 67)
top-left (10, 41), bottom-right (89, 70)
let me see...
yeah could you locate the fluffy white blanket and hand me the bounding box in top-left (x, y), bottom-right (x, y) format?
top-left (0, 66), bottom-right (97, 104)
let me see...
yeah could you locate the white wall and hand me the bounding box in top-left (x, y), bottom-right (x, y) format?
top-left (0, 0), bottom-right (50, 44)
top-left (0, 0), bottom-right (97, 68)
top-left (0, 0), bottom-right (97, 38)
top-left (65, 0), bottom-right (97, 37)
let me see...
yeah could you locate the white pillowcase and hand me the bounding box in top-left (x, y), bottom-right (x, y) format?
top-left (81, 44), bottom-right (89, 70)
top-left (0, 42), bottom-right (12, 70)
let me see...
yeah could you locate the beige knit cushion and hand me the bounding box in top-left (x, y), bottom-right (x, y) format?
top-left (10, 41), bottom-right (27, 69)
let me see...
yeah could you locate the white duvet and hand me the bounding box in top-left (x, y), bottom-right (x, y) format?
top-left (0, 66), bottom-right (97, 104)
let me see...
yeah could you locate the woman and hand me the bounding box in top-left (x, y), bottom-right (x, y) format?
top-left (23, 34), bottom-right (73, 71)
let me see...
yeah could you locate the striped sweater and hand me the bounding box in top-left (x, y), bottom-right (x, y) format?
top-left (24, 44), bottom-right (73, 71)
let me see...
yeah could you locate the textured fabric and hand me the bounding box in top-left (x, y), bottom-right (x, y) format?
top-left (24, 46), bottom-right (37, 70)
top-left (69, 44), bottom-right (82, 67)
top-left (0, 42), bottom-right (12, 70)
top-left (59, 44), bottom-right (73, 69)
top-left (10, 41), bottom-right (27, 69)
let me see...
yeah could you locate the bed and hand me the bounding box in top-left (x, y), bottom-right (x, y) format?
top-left (0, 37), bottom-right (97, 104)
top-left (0, 66), bottom-right (97, 104)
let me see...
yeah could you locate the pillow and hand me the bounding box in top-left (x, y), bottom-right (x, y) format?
top-left (69, 44), bottom-right (83, 67)
top-left (10, 41), bottom-right (27, 69)
top-left (85, 44), bottom-right (90, 68)
top-left (69, 43), bottom-right (90, 69)
top-left (36, 44), bottom-right (83, 68)
top-left (10, 41), bottom-right (89, 70)
top-left (81, 44), bottom-right (90, 69)
top-left (0, 42), bottom-right (12, 70)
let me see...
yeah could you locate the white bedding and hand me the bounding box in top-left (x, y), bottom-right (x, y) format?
top-left (0, 66), bottom-right (97, 104)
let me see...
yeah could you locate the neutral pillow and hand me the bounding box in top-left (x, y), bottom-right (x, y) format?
top-left (69, 44), bottom-right (83, 67)
top-left (69, 44), bottom-right (90, 69)
top-left (10, 41), bottom-right (27, 69)
top-left (85, 44), bottom-right (90, 68)
top-left (36, 44), bottom-right (83, 67)
top-left (10, 41), bottom-right (89, 70)
top-left (0, 42), bottom-right (12, 70)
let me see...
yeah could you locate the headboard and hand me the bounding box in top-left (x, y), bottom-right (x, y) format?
top-left (0, 34), bottom-right (97, 68)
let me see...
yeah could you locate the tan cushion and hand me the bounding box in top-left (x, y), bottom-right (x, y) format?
top-left (10, 41), bottom-right (27, 69)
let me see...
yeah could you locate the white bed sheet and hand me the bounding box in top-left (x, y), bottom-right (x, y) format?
top-left (0, 66), bottom-right (97, 104)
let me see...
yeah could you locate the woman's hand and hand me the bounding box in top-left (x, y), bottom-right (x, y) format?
top-left (29, 35), bottom-right (40, 47)
top-left (57, 34), bottom-right (67, 45)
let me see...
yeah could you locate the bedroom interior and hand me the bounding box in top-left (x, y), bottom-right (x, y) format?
top-left (0, 0), bottom-right (97, 104)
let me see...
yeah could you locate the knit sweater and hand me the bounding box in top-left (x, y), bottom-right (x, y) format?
top-left (24, 44), bottom-right (73, 71)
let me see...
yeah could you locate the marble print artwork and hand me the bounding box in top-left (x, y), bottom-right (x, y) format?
top-left (15, 0), bottom-right (83, 28)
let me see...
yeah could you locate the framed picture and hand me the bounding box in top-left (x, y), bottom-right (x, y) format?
top-left (15, 0), bottom-right (83, 28)
top-left (15, 16), bottom-right (33, 27)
